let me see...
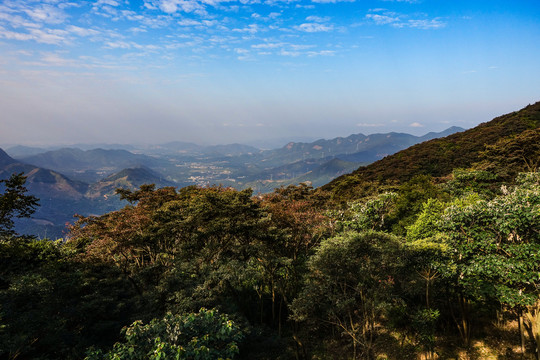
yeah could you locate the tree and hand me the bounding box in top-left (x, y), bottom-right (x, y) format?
top-left (441, 172), bottom-right (540, 356)
top-left (86, 309), bottom-right (244, 360)
top-left (0, 173), bottom-right (39, 237)
top-left (332, 192), bottom-right (397, 233)
top-left (291, 231), bottom-right (404, 359)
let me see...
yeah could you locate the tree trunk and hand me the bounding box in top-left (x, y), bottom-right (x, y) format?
top-left (519, 310), bottom-right (526, 356)
top-left (524, 301), bottom-right (540, 360)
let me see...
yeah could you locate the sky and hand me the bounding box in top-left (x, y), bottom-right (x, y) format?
top-left (0, 0), bottom-right (539, 147)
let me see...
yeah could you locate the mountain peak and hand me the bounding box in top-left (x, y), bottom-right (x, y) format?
top-left (0, 148), bottom-right (18, 167)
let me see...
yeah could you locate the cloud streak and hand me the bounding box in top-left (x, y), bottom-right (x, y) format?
top-left (365, 9), bottom-right (445, 29)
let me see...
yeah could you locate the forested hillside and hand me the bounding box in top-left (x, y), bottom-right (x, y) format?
top-left (325, 102), bottom-right (540, 200)
top-left (1, 102), bottom-right (539, 360)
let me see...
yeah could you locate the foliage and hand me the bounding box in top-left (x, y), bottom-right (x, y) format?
top-left (477, 128), bottom-right (540, 180)
top-left (440, 173), bottom-right (540, 351)
top-left (331, 192), bottom-right (397, 233)
top-left (412, 308), bottom-right (439, 358)
top-left (0, 237), bottom-right (138, 360)
top-left (405, 198), bottom-right (446, 242)
top-left (86, 309), bottom-right (244, 360)
top-left (441, 173), bottom-right (540, 306)
top-left (386, 175), bottom-right (448, 235)
top-left (291, 231), bottom-right (404, 359)
top-left (0, 173), bottom-right (39, 237)
top-left (442, 168), bottom-right (500, 199)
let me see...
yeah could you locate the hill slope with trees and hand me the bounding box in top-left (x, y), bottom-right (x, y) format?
top-left (325, 102), bottom-right (540, 200)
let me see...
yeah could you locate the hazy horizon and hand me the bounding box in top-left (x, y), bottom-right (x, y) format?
top-left (0, 125), bottom-right (466, 150)
top-left (1, 1), bottom-right (539, 146)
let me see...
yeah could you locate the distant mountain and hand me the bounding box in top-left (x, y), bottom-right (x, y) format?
top-left (324, 102), bottom-right (540, 199)
top-left (87, 166), bottom-right (176, 199)
top-left (245, 158), bottom-right (331, 182)
top-left (18, 148), bottom-right (159, 183)
top-left (68, 143), bottom-right (137, 151)
top-left (5, 145), bottom-right (49, 158)
top-left (257, 127), bottom-right (465, 168)
top-left (0, 152), bottom-right (88, 200)
top-left (0, 149), bottom-right (98, 238)
top-left (0, 148), bottom-right (18, 167)
top-left (418, 126), bottom-right (465, 142)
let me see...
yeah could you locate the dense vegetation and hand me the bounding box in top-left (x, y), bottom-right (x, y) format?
top-left (1, 103), bottom-right (540, 359)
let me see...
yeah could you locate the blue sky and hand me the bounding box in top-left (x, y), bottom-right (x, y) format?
top-left (0, 0), bottom-right (539, 147)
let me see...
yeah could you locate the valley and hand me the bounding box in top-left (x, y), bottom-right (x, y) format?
top-left (0, 127), bottom-right (463, 238)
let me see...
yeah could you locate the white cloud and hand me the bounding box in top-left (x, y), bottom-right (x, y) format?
top-left (311, 0), bottom-right (354, 4)
top-left (145, 0), bottom-right (206, 14)
top-left (357, 123), bottom-right (383, 127)
top-left (234, 47), bottom-right (249, 54)
top-left (105, 40), bottom-right (132, 49)
top-left (381, 0), bottom-right (418, 3)
top-left (305, 15), bottom-right (330, 22)
top-left (397, 19), bottom-right (445, 29)
top-left (232, 24), bottom-right (258, 33)
top-left (307, 50), bottom-right (334, 56)
top-left (365, 13), bottom-right (399, 25)
top-left (23, 4), bottom-right (67, 24)
top-left (94, 0), bottom-right (121, 6)
top-left (0, 12), bottom-right (40, 29)
top-left (38, 52), bottom-right (80, 67)
top-left (294, 22), bottom-right (333, 32)
top-left (252, 42), bottom-right (284, 49)
top-left (178, 18), bottom-right (202, 26)
top-left (66, 25), bottom-right (100, 37)
top-left (0, 26), bottom-right (69, 44)
top-left (129, 26), bottom-right (148, 33)
top-left (290, 44), bottom-right (315, 50)
top-left (366, 10), bottom-right (446, 29)
top-left (279, 49), bottom-right (300, 57)
top-left (410, 122), bottom-right (423, 128)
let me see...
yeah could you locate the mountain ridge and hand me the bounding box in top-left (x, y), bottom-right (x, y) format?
top-left (324, 102), bottom-right (540, 199)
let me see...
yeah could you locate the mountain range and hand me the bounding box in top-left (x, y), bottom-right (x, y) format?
top-left (1, 126), bottom-right (465, 238)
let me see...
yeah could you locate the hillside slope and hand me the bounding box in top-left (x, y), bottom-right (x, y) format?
top-left (87, 166), bottom-right (176, 199)
top-left (324, 102), bottom-right (540, 198)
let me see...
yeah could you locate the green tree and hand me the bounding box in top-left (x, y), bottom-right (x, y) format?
top-left (441, 172), bottom-right (540, 356)
top-left (86, 309), bottom-right (244, 360)
top-left (332, 192), bottom-right (397, 233)
top-left (291, 231), bottom-right (404, 359)
top-left (386, 175), bottom-right (448, 235)
top-left (0, 173), bottom-right (39, 237)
